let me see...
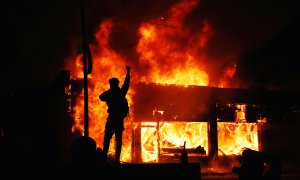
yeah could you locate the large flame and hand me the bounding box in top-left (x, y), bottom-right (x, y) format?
top-left (137, 0), bottom-right (211, 86)
top-left (67, 0), bottom-right (254, 163)
top-left (71, 19), bottom-right (134, 162)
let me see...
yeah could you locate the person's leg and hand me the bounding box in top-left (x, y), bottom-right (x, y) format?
top-left (115, 129), bottom-right (123, 164)
top-left (103, 123), bottom-right (114, 157)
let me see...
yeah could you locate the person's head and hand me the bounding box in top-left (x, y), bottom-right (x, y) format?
top-left (109, 77), bottom-right (119, 89)
top-left (71, 136), bottom-right (97, 165)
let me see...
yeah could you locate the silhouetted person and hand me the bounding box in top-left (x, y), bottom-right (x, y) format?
top-left (71, 136), bottom-right (96, 165)
top-left (46, 70), bottom-right (74, 169)
top-left (233, 149), bottom-right (283, 180)
top-left (64, 136), bottom-right (104, 179)
top-left (99, 65), bottom-right (130, 165)
top-left (232, 149), bottom-right (264, 180)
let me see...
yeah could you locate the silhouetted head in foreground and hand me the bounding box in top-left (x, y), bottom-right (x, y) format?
top-left (71, 136), bottom-right (96, 165)
top-left (109, 77), bottom-right (119, 89)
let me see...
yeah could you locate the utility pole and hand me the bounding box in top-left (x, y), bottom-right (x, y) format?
top-left (80, 0), bottom-right (89, 137)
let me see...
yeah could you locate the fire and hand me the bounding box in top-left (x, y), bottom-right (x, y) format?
top-left (218, 122), bottom-right (259, 155)
top-left (71, 19), bottom-right (134, 162)
top-left (136, 0), bottom-right (212, 86)
top-left (67, 0), bottom-right (257, 163)
top-left (141, 121), bottom-right (208, 162)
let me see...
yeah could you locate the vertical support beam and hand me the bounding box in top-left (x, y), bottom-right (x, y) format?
top-left (153, 110), bottom-right (161, 162)
top-left (257, 122), bottom-right (263, 152)
top-left (132, 122), bottom-right (142, 163)
top-left (208, 101), bottom-right (218, 160)
top-left (156, 121), bottom-right (161, 162)
top-left (80, 0), bottom-right (89, 137)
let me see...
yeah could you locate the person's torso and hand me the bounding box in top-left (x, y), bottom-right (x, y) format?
top-left (105, 89), bottom-right (128, 116)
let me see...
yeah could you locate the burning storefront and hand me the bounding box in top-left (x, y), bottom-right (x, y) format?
top-left (70, 77), bottom-right (300, 165)
top-left (68, 0), bottom-right (239, 164)
top-left (66, 73), bottom-right (300, 180)
top-left (130, 83), bottom-right (265, 164)
top-left (65, 0), bottom-right (300, 174)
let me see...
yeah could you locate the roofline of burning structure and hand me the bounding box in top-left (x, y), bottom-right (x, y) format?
top-left (133, 82), bottom-right (300, 105)
top-left (68, 79), bottom-right (300, 105)
top-left (131, 82), bottom-right (300, 122)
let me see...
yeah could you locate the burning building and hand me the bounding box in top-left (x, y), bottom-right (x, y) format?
top-left (70, 76), bottom-right (300, 171)
top-left (1, 0), bottom-right (300, 178)
top-left (131, 83), bottom-right (263, 163)
top-left (65, 0), bottom-right (300, 174)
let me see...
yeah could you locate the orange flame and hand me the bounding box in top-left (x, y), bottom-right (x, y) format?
top-left (71, 19), bottom-right (134, 162)
top-left (137, 0), bottom-right (212, 86)
top-left (67, 0), bottom-right (255, 163)
top-left (218, 122), bottom-right (259, 155)
top-left (141, 121), bottom-right (208, 162)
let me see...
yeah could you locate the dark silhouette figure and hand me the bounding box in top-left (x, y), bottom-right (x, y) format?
top-left (232, 149), bottom-right (264, 180)
top-left (63, 136), bottom-right (105, 179)
top-left (46, 70), bottom-right (74, 169)
top-left (99, 65), bottom-right (131, 165)
top-left (232, 148), bottom-right (282, 180)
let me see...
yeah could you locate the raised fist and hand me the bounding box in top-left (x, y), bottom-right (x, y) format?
top-left (126, 65), bottom-right (131, 71)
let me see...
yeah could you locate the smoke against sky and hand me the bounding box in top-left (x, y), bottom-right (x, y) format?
top-left (1, 0), bottom-right (300, 93)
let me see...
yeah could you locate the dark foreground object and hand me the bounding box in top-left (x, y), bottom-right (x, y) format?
top-left (67, 136), bottom-right (201, 179)
top-left (112, 163), bottom-right (201, 179)
top-left (64, 162), bottom-right (201, 179)
top-left (232, 149), bottom-right (282, 180)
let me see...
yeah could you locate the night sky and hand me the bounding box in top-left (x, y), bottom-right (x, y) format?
top-left (1, 0), bottom-right (300, 94)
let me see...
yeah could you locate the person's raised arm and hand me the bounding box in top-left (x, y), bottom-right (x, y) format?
top-left (126, 65), bottom-right (130, 77)
top-left (121, 65), bottom-right (130, 95)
